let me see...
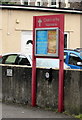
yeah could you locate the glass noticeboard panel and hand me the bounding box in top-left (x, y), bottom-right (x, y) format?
top-left (35, 28), bottom-right (59, 57)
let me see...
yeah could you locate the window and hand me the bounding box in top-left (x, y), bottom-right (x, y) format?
top-left (24, 2), bottom-right (28, 5)
top-left (64, 34), bottom-right (67, 48)
top-left (51, 0), bottom-right (56, 5)
top-left (64, 32), bottom-right (69, 49)
top-left (0, 58), bottom-right (2, 64)
top-left (64, 52), bottom-right (67, 62)
top-left (69, 53), bottom-right (82, 66)
top-left (37, 2), bottom-right (41, 6)
top-left (5, 55), bottom-right (17, 64)
top-left (18, 55), bottom-right (31, 66)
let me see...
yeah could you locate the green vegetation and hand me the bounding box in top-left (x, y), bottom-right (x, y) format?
top-left (63, 111), bottom-right (82, 119)
top-left (75, 114), bottom-right (82, 119)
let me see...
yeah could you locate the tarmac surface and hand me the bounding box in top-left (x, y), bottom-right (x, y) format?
top-left (0, 102), bottom-right (75, 119)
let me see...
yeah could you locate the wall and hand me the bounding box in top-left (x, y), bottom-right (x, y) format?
top-left (2, 65), bottom-right (32, 104)
top-left (0, 64), bottom-right (82, 114)
top-left (0, 8), bottom-right (81, 54)
top-left (80, 15), bottom-right (82, 48)
top-left (0, 9), bottom-right (2, 54)
top-left (64, 70), bottom-right (81, 114)
top-left (65, 14), bottom-right (80, 49)
top-left (69, 2), bottom-right (82, 9)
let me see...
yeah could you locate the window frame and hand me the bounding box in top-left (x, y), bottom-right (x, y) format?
top-left (64, 32), bottom-right (69, 49)
top-left (50, 0), bottom-right (59, 7)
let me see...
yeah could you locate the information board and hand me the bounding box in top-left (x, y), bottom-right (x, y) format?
top-left (32, 14), bottom-right (64, 112)
top-left (35, 28), bottom-right (59, 57)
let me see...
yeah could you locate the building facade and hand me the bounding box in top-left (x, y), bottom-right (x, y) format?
top-left (0, 5), bottom-right (82, 54)
top-left (1, 0), bottom-right (82, 9)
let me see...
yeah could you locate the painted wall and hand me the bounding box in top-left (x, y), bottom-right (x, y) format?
top-left (65, 14), bottom-right (80, 49)
top-left (0, 9), bottom-right (81, 54)
top-left (0, 9), bottom-right (2, 54)
top-left (80, 15), bottom-right (82, 48)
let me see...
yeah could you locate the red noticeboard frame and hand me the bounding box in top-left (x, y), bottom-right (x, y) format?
top-left (32, 14), bottom-right (64, 112)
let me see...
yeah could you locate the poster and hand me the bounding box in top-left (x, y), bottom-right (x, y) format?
top-left (48, 30), bottom-right (56, 54)
top-left (36, 30), bottom-right (47, 54)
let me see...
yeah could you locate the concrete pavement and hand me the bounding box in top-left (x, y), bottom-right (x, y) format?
top-left (0, 102), bottom-right (75, 119)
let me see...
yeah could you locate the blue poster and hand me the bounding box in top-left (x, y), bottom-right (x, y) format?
top-left (36, 30), bottom-right (48, 54)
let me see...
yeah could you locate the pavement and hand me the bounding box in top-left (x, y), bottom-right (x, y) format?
top-left (0, 102), bottom-right (76, 119)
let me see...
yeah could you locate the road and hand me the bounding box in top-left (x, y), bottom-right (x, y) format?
top-left (0, 102), bottom-right (76, 119)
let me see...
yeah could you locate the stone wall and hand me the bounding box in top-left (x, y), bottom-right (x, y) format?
top-left (2, 65), bottom-right (32, 105)
top-left (64, 70), bottom-right (81, 114)
top-left (69, 2), bottom-right (82, 9)
top-left (0, 65), bottom-right (82, 114)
